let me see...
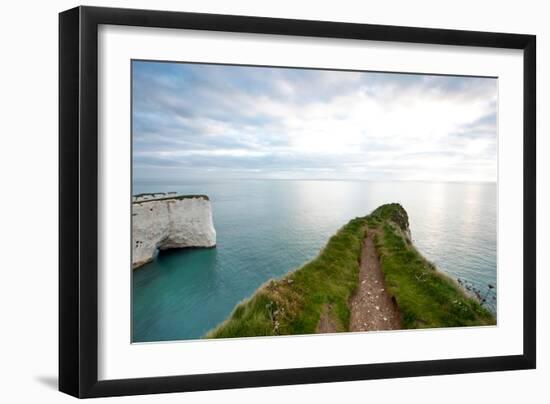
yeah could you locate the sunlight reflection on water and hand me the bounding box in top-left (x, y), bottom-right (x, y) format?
top-left (132, 180), bottom-right (496, 342)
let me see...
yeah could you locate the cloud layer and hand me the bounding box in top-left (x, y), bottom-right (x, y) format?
top-left (132, 61), bottom-right (497, 182)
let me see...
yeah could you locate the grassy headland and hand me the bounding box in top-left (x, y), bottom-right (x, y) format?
top-left (207, 204), bottom-right (495, 338)
top-left (207, 217), bottom-right (368, 338)
top-left (367, 204), bottom-right (495, 328)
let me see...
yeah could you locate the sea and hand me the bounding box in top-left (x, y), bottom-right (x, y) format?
top-left (132, 180), bottom-right (497, 342)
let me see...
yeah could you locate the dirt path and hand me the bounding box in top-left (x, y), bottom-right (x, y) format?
top-left (349, 227), bottom-right (401, 331)
top-left (316, 303), bottom-right (338, 333)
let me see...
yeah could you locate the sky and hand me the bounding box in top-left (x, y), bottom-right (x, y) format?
top-left (132, 61), bottom-right (497, 182)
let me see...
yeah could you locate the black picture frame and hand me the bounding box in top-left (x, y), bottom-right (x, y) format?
top-left (59, 5), bottom-right (536, 398)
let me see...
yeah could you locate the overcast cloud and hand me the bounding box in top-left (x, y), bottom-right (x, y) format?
top-left (132, 61), bottom-right (497, 182)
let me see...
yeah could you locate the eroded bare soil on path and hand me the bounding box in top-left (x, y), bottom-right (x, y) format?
top-left (349, 227), bottom-right (401, 332)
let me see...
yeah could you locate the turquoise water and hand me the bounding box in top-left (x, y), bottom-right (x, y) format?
top-left (132, 180), bottom-right (497, 342)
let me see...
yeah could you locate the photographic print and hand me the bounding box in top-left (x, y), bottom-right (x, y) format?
top-left (131, 60), bottom-right (497, 343)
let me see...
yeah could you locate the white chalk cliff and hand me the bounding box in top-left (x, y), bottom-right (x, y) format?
top-left (132, 194), bottom-right (216, 269)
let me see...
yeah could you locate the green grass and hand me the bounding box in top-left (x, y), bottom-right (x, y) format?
top-left (206, 217), bottom-right (368, 338)
top-left (369, 204), bottom-right (495, 328)
top-left (207, 203), bottom-right (495, 339)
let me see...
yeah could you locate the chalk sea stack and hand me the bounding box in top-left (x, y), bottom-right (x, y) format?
top-left (132, 193), bottom-right (216, 269)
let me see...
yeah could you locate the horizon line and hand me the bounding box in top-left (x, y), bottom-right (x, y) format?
top-left (133, 178), bottom-right (497, 184)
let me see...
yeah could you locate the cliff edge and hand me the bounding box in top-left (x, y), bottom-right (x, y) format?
top-left (207, 203), bottom-right (494, 339)
top-left (132, 194), bottom-right (216, 269)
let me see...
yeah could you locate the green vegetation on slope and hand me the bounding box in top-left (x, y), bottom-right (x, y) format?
top-left (206, 217), bottom-right (368, 338)
top-left (207, 203), bottom-right (495, 339)
top-left (367, 204), bottom-right (495, 328)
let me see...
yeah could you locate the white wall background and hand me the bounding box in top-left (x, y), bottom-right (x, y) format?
top-left (0, 0), bottom-right (546, 402)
